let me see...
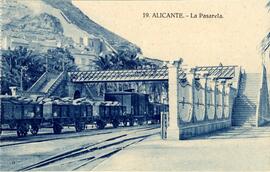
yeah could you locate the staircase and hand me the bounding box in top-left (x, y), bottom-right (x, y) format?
top-left (22, 71), bottom-right (66, 97)
top-left (46, 72), bottom-right (66, 96)
top-left (39, 74), bottom-right (58, 93)
top-left (232, 73), bottom-right (261, 127)
top-left (85, 83), bottom-right (103, 100)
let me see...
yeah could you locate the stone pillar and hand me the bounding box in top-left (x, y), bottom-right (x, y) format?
top-left (167, 61), bottom-right (181, 140)
top-left (200, 76), bottom-right (208, 121)
top-left (67, 82), bottom-right (75, 98)
top-left (221, 80), bottom-right (226, 119)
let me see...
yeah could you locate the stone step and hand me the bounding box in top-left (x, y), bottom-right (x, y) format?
top-left (232, 120), bottom-right (256, 123)
top-left (232, 113), bottom-right (256, 116)
top-left (232, 109), bottom-right (256, 112)
top-left (231, 73), bottom-right (261, 127)
top-left (233, 104), bottom-right (256, 107)
top-left (232, 118), bottom-right (256, 121)
top-left (232, 111), bottom-right (256, 113)
top-left (232, 117), bottom-right (255, 120)
top-left (243, 91), bottom-right (260, 94)
top-left (233, 106), bottom-right (256, 109)
top-left (245, 82), bottom-right (261, 84)
top-left (233, 102), bottom-right (256, 105)
top-left (233, 118), bottom-right (256, 121)
top-left (243, 90), bottom-right (260, 93)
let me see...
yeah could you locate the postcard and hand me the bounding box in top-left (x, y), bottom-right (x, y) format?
top-left (0, 0), bottom-right (269, 171)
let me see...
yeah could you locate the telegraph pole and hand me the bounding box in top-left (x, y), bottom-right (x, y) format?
top-left (20, 67), bottom-right (23, 91)
top-left (20, 66), bottom-right (27, 91)
top-left (46, 56), bottom-right (48, 72)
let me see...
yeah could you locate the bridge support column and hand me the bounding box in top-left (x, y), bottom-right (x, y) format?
top-left (167, 61), bottom-right (181, 140)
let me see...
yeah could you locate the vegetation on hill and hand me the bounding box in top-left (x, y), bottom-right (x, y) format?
top-left (1, 47), bottom-right (76, 94)
top-left (95, 47), bottom-right (159, 70)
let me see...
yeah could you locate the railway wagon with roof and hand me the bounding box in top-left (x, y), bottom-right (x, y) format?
top-left (105, 92), bottom-right (153, 126)
top-left (148, 102), bottom-right (169, 124)
top-left (92, 101), bottom-right (126, 129)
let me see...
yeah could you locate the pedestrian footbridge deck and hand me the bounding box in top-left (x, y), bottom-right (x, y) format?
top-left (68, 65), bottom-right (237, 83)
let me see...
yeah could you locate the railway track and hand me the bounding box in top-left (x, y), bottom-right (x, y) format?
top-left (18, 127), bottom-right (159, 171)
top-left (0, 125), bottom-right (159, 148)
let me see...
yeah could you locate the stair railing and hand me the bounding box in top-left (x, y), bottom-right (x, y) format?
top-left (46, 71), bottom-right (66, 96)
top-left (27, 71), bottom-right (48, 92)
top-left (236, 66), bottom-right (244, 97)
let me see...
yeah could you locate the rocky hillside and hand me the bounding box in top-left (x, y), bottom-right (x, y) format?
top-left (3, 13), bottom-right (63, 35)
top-left (1, 0), bottom-right (140, 54)
top-left (42, 0), bottom-right (141, 53)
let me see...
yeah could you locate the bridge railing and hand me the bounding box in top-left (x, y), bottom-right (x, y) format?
top-left (166, 63), bottom-right (238, 140)
top-left (178, 76), bottom-right (235, 139)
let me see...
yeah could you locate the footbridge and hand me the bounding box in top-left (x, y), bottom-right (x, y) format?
top-left (68, 65), bottom-right (236, 83)
top-left (15, 61), bottom-right (269, 140)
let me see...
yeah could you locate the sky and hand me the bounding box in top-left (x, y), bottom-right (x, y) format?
top-left (72, 0), bottom-right (269, 72)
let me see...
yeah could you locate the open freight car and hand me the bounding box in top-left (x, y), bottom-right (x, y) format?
top-left (42, 97), bottom-right (93, 134)
top-left (0, 95), bottom-right (43, 137)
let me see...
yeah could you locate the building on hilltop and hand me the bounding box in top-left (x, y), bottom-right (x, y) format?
top-left (70, 48), bottom-right (98, 71)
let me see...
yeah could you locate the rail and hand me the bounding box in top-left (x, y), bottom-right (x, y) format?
top-left (27, 72), bottom-right (48, 92)
top-left (46, 71), bottom-right (66, 96)
top-left (60, 12), bottom-right (71, 24)
top-left (236, 66), bottom-right (243, 97)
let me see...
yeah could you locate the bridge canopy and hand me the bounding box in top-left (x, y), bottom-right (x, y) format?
top-left (68, 65), bottom-right (237, 83)
top-left (194, 65), bottom-right (237, 79)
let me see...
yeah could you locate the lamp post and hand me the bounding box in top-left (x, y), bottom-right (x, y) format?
top-left (20, 66), bottom-right (27, 91)
top-left (46, 56), bottom-right (48, 72)
top-left (62, 60), bottom-right (65, 71)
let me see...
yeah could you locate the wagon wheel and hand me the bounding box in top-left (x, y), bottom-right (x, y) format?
top-left (53, 123), bottom-right (62, 134)
top-left (17, 130), bottom-right (22, 137)
top-left (129, 119), bottom-right (134, 126)
top-left (81, 122), bottom-right (86, 131)
top-left (17, 123), bottom-right (28, 137)
top-left (75, 122), bottom-right (85, 132)
top-left (123, 120), bottom-right (128, 127)
top-left (112, 120), bottom-right (119, 128)
top-left (96, 120), bottom-right (105, 129)
top-left (22, 130), bottom-right (28, 137)
top-left (30, 125), bottom-right (39, 136)
top-left (75, 122), bottom-right (82, 132)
